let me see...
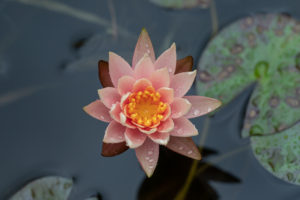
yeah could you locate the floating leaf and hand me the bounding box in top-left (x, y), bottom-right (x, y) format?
top-left (138, 147), bottom-right (240, 200)
top-left (196, 14), bottom-right (300, 137)
top-left (251, 122), bottom-right (300, 185)
top-left (9, 176), bottom-right (73, 200)
top-left (149, 0), bottom-right (211, 9)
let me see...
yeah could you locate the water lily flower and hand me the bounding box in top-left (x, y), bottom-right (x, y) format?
top-left (84, 29), bottom-right (221, 177)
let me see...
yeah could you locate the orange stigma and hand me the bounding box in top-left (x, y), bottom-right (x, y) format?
top-left (125, 86), bottom-right (167, 128)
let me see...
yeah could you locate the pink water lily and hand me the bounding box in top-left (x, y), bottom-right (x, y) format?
top-left (84, 29), bottom-right (221, 177)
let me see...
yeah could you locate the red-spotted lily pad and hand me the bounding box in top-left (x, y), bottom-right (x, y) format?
top-left (196, 14), bottom-right (300, 138)
top-left (9, 176), bottom-right (73, 200)
top-left (251, 122), bottom-right (300, 185)
top-left (149, 0), bottom-right (211, 9)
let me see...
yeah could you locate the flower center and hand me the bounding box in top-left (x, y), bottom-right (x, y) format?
top-left (125, 86), bottom-right (167, 128)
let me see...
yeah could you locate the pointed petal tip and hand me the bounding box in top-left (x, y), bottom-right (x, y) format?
top-left (209, 98), bottom-right (223, 111)
top-left (216, 99), bottom-right (222, 107)
top-left (146, 171), bottom-right (154, 178)
top-left (141, 27), bottom-right (149, 34)
top-left (195, 154), bottom-right (202, 160)
top-left (171, 42), bottom-right (176, 49)
top-left (188, 69), bottom-right (197, 75)
top-left (108, 51), bottom-right (113, 57)
top-left (82, 105), bottom-right (91, 114)
top-left (193, 149), bottom-right (202, 160)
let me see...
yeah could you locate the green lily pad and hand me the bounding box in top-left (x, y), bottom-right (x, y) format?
top-left (251, 122), bottom-right (300, 185)
top-left (196, 14), bottom-right (300, 137)
top-left (9, 176), bottom-right (73, 200)
top-left (149, 0), bottom-right (211, 9)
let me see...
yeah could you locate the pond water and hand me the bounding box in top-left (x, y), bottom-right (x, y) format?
top-left (0, 0), bottom-right (300, 199)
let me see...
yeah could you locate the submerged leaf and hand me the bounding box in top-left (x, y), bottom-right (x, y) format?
top-left (149, 0), bottom-right (211, 9)
top-left (138, 147), bottom-right (240, 200)
top-left (251, 122), bottom-right (300, 185)
top-left (196, 14), bottom-right (300, 137)
top-left (9, 176), bottom-right (73, 200)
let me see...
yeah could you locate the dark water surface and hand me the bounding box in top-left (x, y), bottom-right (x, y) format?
top-left (0, 0), bottom-right (300, 199)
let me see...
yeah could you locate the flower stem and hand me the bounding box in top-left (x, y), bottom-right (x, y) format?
top-left (174, 117), bottom-right (211, 200)
top-left (175, 116), bottom-right (250, 200)
top-left (196, 144), bottom-right (250, 175)
top-left (210, 0), bottom-right (219, 38)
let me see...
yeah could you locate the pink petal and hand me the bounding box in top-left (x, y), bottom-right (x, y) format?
top-left (166, 136), bottom-right (201, 160)
top-left (83, 100), bottom-right (112, 122)
top-left (120, 112), bottom-right (136, 129)
top-left (134, 55), bottom-right (155, 79)
top-left (157, 117), bottom-right (174, 133)
top-left (118, 76), bottom-right (135, 96)
top-left (138, 127), bottom-right (157, 134)
top-left (103, 121), bottom-right (126, 143)
top-left (132, 28), bottom-right (155, 69)
top-left (124, 128), bottom-right (147, 148)
top-left (109, 52), bottom-right (134, 87)
top-left (135, 138), bottom-right (159, 177)
top-left (120, 92), bottom-right (131, 109)
top-left (149, 68), bottom-right (170, 89)
top-left (148, 131), bottom-right (170, 145)
top-left (171, 97), bottom-right (192, 118)
top-left (132, 78), bottom-right (152, 93)
top-left (98, 87), bottom-right (121, 109)
top-left (170, 70), bottom-right (196, 97)
top-left (162, 104), bottom-right (171, 121)
top-left (169, 117), bottom-right (198, 137)
top-left (183, 96), bottom-right (222, 118)
top-left (157, 87), bottom-right (174, 104)
top-left (109, 102), bottom-right (122, 122)
top-left (154, 43), bottom-right (177, 74)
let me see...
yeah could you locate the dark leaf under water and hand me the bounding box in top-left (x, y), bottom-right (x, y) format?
top-left (138, 147), bottom-right (240, 200)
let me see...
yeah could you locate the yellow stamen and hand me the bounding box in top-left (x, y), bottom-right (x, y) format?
top-left (125, 86), bottom-right (167, 128)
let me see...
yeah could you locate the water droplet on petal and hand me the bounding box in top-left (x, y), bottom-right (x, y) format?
top-left (149, 165), bottom-right (154, 169)
top-left (177, 129), bottom-right (183, 134)
top-left (148, 151), bottom-right (153, 155)
top-left (147, 49), bottom-right (150, 54)
top-left (207, 108), bottom-right (212, 112)
top-left (187, 150), bottom-right (193, 154)
top-left (149, 159), bottom-right (154, 163)
top-left (193, 109), bottom-right (200, 116)
top-left (145, 44), bottom-right (149, 48)
top-left (145, 156), bottom-right (149, 160)
top-left (178, 146), bottom-right (184, 150)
